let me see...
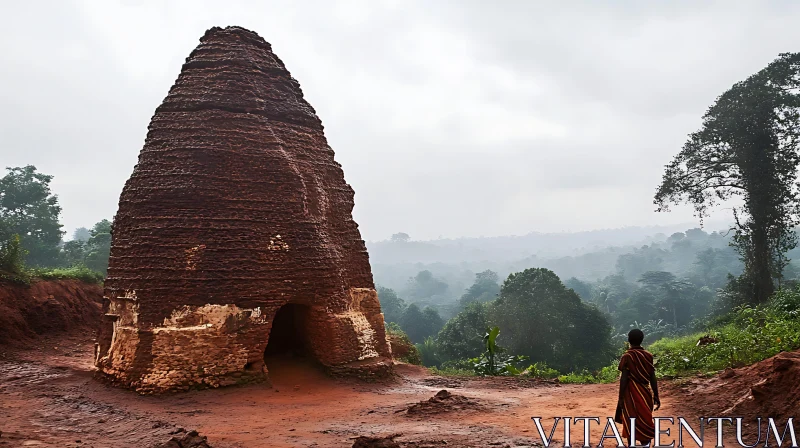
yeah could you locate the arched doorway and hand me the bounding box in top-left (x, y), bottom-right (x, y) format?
top-left (264, 303), bottom-right (318, 378)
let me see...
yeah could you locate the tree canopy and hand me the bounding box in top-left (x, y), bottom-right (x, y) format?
top-left (458, 269), bottom-right (500, 308)
top-left (436, 301), bottom-right (489, 361)
top-left (377, 286), bottom-right (406, 324)
top-left (0, 165), bottom-right (64, 267)
top-left (655, 53), bottom-right (800, 304)
top-left (490, 268), bottom-right (614, 371)
top-left (399, 303), bottom-right (444, 343)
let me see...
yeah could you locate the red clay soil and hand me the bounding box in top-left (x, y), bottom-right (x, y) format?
top-left (668, 349), bottom-right (800, 436)
top-left (1, 332), bottom-right (738, 448)
top-left (1, 282), bottom-right (784, 447)
top-left (0, 279), bottom-right (102, 344)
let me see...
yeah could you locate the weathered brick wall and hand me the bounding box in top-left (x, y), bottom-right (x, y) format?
top-left (95, 26), bottom-right (391, 393)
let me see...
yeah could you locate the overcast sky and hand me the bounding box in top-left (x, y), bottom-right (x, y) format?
top-left (2, 1), bottom-right (798, 241)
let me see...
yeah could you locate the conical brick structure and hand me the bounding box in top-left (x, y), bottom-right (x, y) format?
top-left (95, 26), bottom-right (391, 393)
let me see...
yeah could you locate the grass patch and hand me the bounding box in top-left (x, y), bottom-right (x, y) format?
top-left (30, 265), bottom-right (105, 284)
top-left (558, 364), bottom-right (619, 384)
top-left (649, 297), bottom-right (800, 378)
top-left (0, 268), bottom-right (32, 285)
top-left (429, 366), bottom-right (477, 377)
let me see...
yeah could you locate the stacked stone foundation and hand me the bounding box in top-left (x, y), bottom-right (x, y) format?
top-left (95, 288), bottom-right (393, 394)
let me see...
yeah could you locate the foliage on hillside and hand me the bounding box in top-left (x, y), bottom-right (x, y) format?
top-left (649, 287), bottom-right (800, 377)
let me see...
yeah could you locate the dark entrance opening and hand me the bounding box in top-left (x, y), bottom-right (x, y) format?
top-left (264, 304), bottom-right (323, 383)
top-left (264, 303), bottom-right (311, 359)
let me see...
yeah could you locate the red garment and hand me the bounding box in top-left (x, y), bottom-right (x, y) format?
top-left (616, 347), bottom-right (655, 442)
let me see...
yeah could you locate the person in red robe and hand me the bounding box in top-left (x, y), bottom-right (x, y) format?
top-left (615, 328), bottom-right (660, 446)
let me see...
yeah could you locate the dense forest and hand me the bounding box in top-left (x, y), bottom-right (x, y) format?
top-left (373, 225), bottom-right (769, 371)
top-left (376, 52), bottom-right (800, 376)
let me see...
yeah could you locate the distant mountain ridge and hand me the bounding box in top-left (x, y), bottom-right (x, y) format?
top-left (366, 220), bottom-right (732, 264)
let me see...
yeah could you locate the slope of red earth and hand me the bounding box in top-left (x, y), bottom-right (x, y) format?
top-left (668, 349), bottom-right (800, 439)
top-left (0, 278), bottom-right (102, 345)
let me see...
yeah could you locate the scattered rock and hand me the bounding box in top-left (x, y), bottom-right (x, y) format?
top-left (421, 377), bottom-right (462, 389)
top-left (352, 434), bottom-right (402, 448)
top-left (154, 430), bottom-right (212, 448)
top-left (405, 389), bottom-right (483, 416)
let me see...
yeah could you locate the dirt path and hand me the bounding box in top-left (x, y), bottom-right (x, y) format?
top-left (0, 335), bottom-right (726, 448)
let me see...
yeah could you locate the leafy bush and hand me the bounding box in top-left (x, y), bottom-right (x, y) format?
top-left (429, 364), bottom-right (477, 377)
top-left (436, 301), bottom-right (489, 363)
top-left (1, 234), bottom-right (27, 271)
top-left (558, 364), bottom-right (619, 384)
top-left (385, 323), bottom-right (422, 365)
top-left (0, 234), bottom-right (31, 284)
top-left (521, 362), bottom-right (560, 379)
top-left (30, 265), bottom-right (105, 284)
top-left (769, 287), bottom-right (800, 315)
top-left (416, 336), bottom-right (443, 367)
top-left (612, 319), bottom-right (678, 346)
top-left (469, 326), bottom-right (529, 376)
top-left (649, 298), bottom-right (800, 377)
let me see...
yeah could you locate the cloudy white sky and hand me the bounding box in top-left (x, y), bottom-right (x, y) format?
top-left (1, 1), bottom-right (797, 241)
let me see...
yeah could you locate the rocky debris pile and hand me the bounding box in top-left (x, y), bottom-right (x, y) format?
top-left (155, 429), bottom-right (212, 448)
top-left (405, 389), bottom-right (483, 416)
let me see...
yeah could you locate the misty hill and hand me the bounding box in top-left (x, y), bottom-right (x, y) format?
top-left (366, 221), bottom-right (730, 264)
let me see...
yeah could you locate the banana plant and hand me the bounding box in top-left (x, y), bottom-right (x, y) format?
top-left (470, 326), bottom-right (528, 376)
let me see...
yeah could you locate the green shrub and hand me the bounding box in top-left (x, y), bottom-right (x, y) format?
top-left (30, 265), bottom-right (105, 284)
top-left (429, 365), bottom-right (477, 377)
top-left (468, 326), bottom-right (530, 376)
top-left (416, 336), bottom-right (443, 367)
top-left (649, 300), bottom-right (800, 377)
top-left (557, 364), bottom-right (619, 384)
top-left (769, 287), bottom-right (800, 315)
top-left (0, 235), bottom-right (31, 284)
top-left (521, 362), bottom-right (560, 379)
top-left (385, 322), bottom-right (422, 365)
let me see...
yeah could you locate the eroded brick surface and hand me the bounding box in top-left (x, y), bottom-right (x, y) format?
top-left (95, 26), bottom-right (391, 393)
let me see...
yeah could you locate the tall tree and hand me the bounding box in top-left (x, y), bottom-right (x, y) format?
top-left (490, 268), bottom-right (614, 371)
top-left (638, 271), bottom-right (693, 328)
top-left (72, 227), bottom-right (91, 242)
top-left (84, 219), bottom-right (112, 274)
top-left (436, 301), bottom-right (489, 362)
top-left (0, 166), bottom-right (64, 267)
top-left (458, 269), bottom-right (500, 307)
top-left (399, 303), bottom-right (444, 343)
top-left (406, 270), bottom-right (448, 300)
top-left (655, 53), bottom-right (800, 304)
top-left (390, 232), bottom-right (410, 243)
top-left (377, 286), bottom-right (406, 324)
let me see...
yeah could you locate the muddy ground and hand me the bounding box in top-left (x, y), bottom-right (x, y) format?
top-left (0, 333), bottom-right (748, 448)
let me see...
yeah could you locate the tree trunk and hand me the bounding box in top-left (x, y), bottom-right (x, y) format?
top-left (751, 221), bottom-right (775, 304)
top-left (673, 304), bottom-right (677, 328)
